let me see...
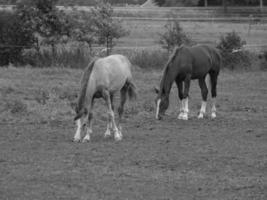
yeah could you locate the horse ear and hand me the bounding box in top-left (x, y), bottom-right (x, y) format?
top-left (154, 86), bottom-right (159, 94)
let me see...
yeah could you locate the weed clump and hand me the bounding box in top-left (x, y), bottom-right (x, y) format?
top-left (6, 100), bottom-right (27, 114)
top-left (129, 49), bottom-right (168, 70)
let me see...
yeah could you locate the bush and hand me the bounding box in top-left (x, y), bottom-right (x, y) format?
top-left (217, 31), bottom-right (250, 70)
top-left (217, 31), bottom-right (246, 53)
top-left (6, 100), bottom-right (28, 114)
top-left (259, 50), bottom-right (267, 70)
top-left (0, 11), bottom-right (35, 66)
top-left (127, 49), bottom-right (168, 69)
top-left (221, 51), bottom-right (252, 70)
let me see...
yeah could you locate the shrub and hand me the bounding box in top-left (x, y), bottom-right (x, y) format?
top-left (217, 31), bottom-right (250, 70)
top-left (6, 100), bottom-right (28, 114)
top-left (0, 11), bottom-right (35, 66)
top-left (217, 31), bottom-right (246, 53)
top-left (259, 50), bottom-right (267, 70)
top-left (221, 50), bottom-right (252, 70)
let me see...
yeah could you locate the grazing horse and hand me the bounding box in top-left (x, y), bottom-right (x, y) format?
top-left (73, 54), bottom-right (137, 142)
top-left (154, 44), bottom-right (221, 120)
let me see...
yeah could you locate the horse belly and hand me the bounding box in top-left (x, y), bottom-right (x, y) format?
top-left (95, 65), bottom-right (129, 93)
top-left (191, 60), bottom-right (211, 79)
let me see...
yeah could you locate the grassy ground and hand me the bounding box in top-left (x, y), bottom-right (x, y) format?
top-left (0, 66), bottom-right (266, 200)
top-left (118, 19), bottom-right (267, 51)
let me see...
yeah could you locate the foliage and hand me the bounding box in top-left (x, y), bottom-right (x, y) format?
top-left (158, 18), bottom-right (193, 52)
top-left (68, 11), bottom-right (95, 49)
top-left (217, 31), bottom-right (251, 70)
top-left (217, 31), bottom-right (246, 52)
top-left (16, 0), bottom-right (71, 54)
top-left (259, 50), bottom-right (267, 70)
top-left (0, 0), bottom-right (265, 6)
top-left (0, 11), bottom-right (35, 66)
top-left (90, 0), bottom-right (129, 56)
top-left (6, 99), bottom-right (28, 114)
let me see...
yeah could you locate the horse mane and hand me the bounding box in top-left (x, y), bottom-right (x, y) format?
top-left (74, 58), bottom-right (97, 120)
top-left (159, 46), bottom-right (181, 93)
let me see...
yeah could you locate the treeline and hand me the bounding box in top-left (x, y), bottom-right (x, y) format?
top-left (0, 0), bottom-right (266, 6)
top-left (0, 0), bottom-right (146, 6)
top-left (0, 0), bottom-right (129, 66)
top-left (155, 0), bottom-right (267, 6)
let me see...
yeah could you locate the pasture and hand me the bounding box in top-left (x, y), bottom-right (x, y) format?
top-left (0, 66), bottom-right (266, 199)
top-left (118, 19), bottom-right (267, 51)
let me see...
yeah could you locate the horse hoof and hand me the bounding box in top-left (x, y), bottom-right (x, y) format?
top-left (181, 113), bottom-right (188, 120)
top-left (73, 138), bottom-right (81, 143)
top-left (114, 132), bottom-right (122, 141)
top-left (182, 116), bottom-right (188, 120)
top-left (211, 112), bottom-right (216, 119)
top-left (104, 130), bottom-right (112, 138)
top-left (178, 113), bottom-right (184, 120)
top-left (198, 113), bottom-right (204, 119)
top-left (82, 138), bottom-right (90, 143)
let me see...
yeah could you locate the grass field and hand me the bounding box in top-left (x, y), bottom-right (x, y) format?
top-left (0, 66), bottom-right (266, 199)
top-left (117, 19), bottom-right (267, 51)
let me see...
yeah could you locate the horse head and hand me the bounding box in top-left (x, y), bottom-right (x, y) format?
top-left (154, 87), bottom-right (169, 120)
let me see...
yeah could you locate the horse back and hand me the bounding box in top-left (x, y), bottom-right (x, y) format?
top-left (187, 45), bottom-right (221, 78)
top-left (91, 55), bottom-right (133, 92)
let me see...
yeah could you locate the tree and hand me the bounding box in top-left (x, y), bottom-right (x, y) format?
top-left (69, 11), bottom-right (95, 50)
top-left (158, 18), bottom-right (193, 52)
top-left (91, 0), bottom-right (129, 56)
top-left (0, 11), bottom-right (35, 66)
top-left (16, 0), bottom-right (71, 55)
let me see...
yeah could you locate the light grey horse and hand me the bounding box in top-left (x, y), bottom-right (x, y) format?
top-left (74, 55), bottom-right (137, 142)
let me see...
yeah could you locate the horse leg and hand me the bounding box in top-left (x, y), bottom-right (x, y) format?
top-left (175, 79), bottom-right (184, 119)
top-left (73, 117), bottom-right (85, 142)
top-left (82, 112), bottom-right (93, 142)
top-left (79, 98), bottom-right (94, 142)
top-left (104, 94), bottom-right (114, 138)
top-left (118, 85), bottom-right (127, 132)
top-left (198, 77), bottom-right (208, 119)
top-left (210, 71), bottom-right (219, 119)
top-left (102, 89), bottom-right (122, 141)
top-left (181, 75), bottom-right (191, 120)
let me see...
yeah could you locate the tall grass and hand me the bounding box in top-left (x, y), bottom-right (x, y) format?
top-left (21, 44), bottom-right (262, 71)
top-left (23, 45), bottom-right (93, 69)
top-left (124, 49), bottom-right (169, 70)
top-left (22, 45), bottom-right (170, 70)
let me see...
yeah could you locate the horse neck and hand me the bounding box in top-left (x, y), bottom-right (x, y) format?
top-left (159, 64), bottom-right (175, 97)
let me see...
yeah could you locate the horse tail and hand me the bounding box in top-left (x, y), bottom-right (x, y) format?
top-left (126, 79), bottom-right (137, 100)
top-left (205, 74), bottom-right (211, 93)
top-left (74, 59), bottom-right (96, 121)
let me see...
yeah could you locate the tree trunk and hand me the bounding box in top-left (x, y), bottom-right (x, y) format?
top-left (223, 0), bottom-right (228, 13)
top-left (106, 36), bottom-right (111, 56)
top-left (260, 0), bottom-right (263, 11)
top-left (204, 0), bottom-right (208, 7)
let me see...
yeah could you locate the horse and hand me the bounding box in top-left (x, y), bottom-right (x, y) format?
top-left (73, 54), bottom-right (137, 142)
top-left (154, 44), bottom-right (221, 120)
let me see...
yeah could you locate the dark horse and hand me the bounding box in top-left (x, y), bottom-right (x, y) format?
top-left (154, 44), bottom-right (221, 120)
